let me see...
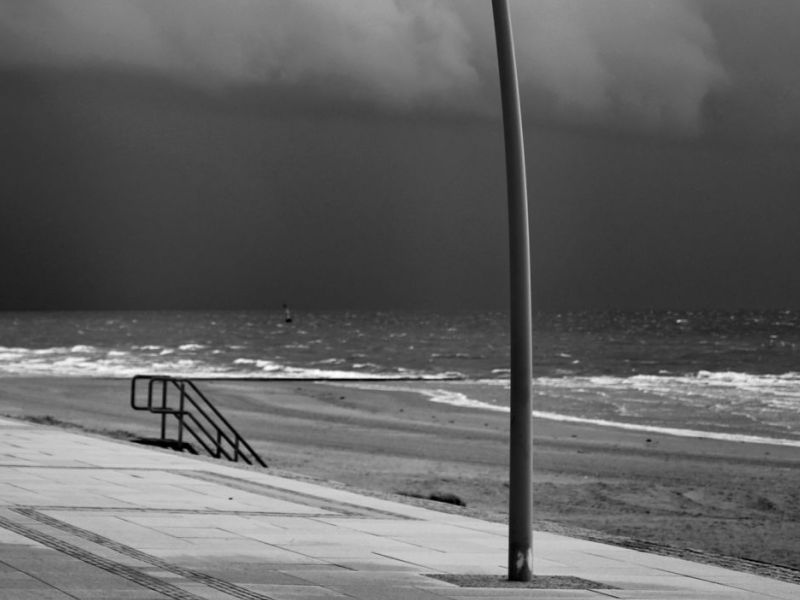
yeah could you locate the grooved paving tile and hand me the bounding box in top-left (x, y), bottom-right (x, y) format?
top-left (1, 513), bottom-right (299, 600)
top-left (50, 514), bottom-right (197, 550)
top-left (0, 545), bottom-right (170, 598)
top-left (245, 528), bottom-right (418, 548)
top-left (0, 516), bottom-right (209, 599)
top-left (157, 542), bottom-right (328, 562)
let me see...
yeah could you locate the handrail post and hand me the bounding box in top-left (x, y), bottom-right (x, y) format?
top-left (159, 379), bottom-right (168, 442)
top-left (130, 376), bottom-right (139, 410)
top-left (177, 381), bottom-right (185, 445)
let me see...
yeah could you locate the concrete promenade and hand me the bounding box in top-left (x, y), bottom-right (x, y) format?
top-left (0, 416), bottom-right (797, 599)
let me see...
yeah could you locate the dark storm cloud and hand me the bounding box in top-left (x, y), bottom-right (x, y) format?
top-left (0, 0), bottom-right (732, 133)
top-left (698, 0), bottom-right (800, 141)
top-left (7, 0), bottom-right (800, 140)
top-left (0, 0), bottom-right (482, 110)
top-left (463, 0), bottom-right (729, 135)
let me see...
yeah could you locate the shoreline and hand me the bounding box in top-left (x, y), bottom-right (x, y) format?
top-left (4, 372), bottom-right (800, 448)
top-left (2, 377), bottom-right (800, 571)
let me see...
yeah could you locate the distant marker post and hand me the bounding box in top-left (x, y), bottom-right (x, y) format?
top-left (491, 0), bottom-right (533, 581)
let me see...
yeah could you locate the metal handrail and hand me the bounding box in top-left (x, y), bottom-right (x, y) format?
top-left (131, 375), bottom-right (267, 467)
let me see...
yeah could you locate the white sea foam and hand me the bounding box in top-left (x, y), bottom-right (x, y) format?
top-left (352, 362), bottom-right (381, 370)
top-left (70, 345), bottom-right (96, 353)
top-left (229, 357), bottom-right (453, 380)
top-left (341, 381), bottom-right (509, 411)
top-left (534, 372), bottom-right (800, 408)
top-left (343, 376), bottom-right (800, 448)
top-left (316, 358), bottom-right (346, 365)
top-left (0, 345), bottom-right (219, 378)
top-left (420, 389), bottom-right (508, 412)
top-left (531, 411), bottom-right (800, 448)
top-left (178, 344), bottom-right (206, 351)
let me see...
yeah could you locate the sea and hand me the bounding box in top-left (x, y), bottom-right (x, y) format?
top-left (3, 309), bottom-right (800, 447)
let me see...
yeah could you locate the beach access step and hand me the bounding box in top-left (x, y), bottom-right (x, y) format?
top-left (130, 375), bottom-right (267, 468)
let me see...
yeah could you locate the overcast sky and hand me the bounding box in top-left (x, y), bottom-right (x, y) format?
top-left (2, 0), bottom-right (800, 311)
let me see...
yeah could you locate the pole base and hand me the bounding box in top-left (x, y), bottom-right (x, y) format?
top-left (508, 545), bottom-right (533, 581)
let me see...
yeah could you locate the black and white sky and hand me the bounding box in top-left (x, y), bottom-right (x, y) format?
top-left (2, 0), bottom-right (800, 310)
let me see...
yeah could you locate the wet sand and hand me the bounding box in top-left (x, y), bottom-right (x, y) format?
top-left (2, 377), bottom-right (800, 570)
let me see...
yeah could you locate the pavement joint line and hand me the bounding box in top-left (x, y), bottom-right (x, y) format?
top-left (580, 548), bottom-right (800, 587)
top-left (653, 566), bottom-right (795, 598)
top-left (0, 465), bottom-right (167, 469)
top-left (1, 462), bottom-right (417, 519)
top-left (371, 551), bottom-right (436, 570)
top-left (10, 507), bottom-right (297, 600)
top-left (19, 506), bottom-right (346, 517)
top-left (589, 589), bottom-right (625, 598)
top-left (0, 512), bottom-right (206, 600)
top-left (179, 470), bottom-right (416, 520)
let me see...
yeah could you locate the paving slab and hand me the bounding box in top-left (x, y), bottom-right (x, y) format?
top-left (0, 417), bottom-right (798, 599)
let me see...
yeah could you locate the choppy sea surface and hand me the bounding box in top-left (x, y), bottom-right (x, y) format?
top-left (3, 309), bottom-right (800, 446)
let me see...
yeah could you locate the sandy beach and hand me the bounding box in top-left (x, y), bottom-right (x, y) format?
top-left (2, 377), bottom-right (800, 571)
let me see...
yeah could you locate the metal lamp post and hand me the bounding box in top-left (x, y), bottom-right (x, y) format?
top-left (491, 0), bottom-right (533, 582)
